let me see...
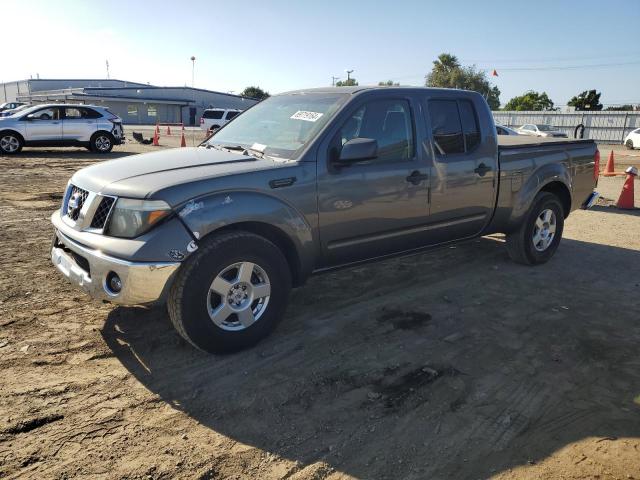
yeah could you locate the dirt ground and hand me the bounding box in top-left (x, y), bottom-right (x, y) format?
top-left (1, 138), bottom-right (639, 480)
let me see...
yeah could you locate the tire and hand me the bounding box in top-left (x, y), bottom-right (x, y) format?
top-left (506, 192), bottom-right (565, 265)
top-left (0, 131), bottom-right (23, 155)
top-left (626, 139), bottom-right (634, 150)
top-left (168, 231), bottom-right (292, 353)
top-left (90, 132), bottom-right (114, 153)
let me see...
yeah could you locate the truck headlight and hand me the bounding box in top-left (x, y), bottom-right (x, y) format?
top-left (106, 198), bottom-right (171, 238)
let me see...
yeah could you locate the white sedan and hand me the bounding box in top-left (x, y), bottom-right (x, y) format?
top-left (624, 128), bottom-right (640, 149)
top-left (517, 124), bottom-right (568, 138)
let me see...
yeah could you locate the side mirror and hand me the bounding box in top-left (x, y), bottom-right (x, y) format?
top-left (337, 138), bottom-right (378, 164)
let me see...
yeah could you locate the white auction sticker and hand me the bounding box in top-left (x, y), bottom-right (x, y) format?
top-left (290, 110), bottom-right (324, 122)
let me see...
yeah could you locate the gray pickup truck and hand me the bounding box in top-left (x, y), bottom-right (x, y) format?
top-left (50, 86), bottom-right (598, 352)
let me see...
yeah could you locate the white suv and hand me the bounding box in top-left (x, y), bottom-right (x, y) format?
top-left (200, 108), bottom-right (242, 132)
top-left (624, 128), bottom-right (640, 150)
top-left (0, 104), bottom-right (124, 155)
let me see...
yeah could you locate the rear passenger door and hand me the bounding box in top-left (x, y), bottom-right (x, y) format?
top-left (423, 97), bottom-right (497, 242)
top-left (62, 107), bottom-right (99, 141)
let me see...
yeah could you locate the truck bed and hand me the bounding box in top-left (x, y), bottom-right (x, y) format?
top-left (498, 136), bottom-right (594, 149)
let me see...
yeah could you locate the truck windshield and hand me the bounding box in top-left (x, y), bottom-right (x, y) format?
top-left (205, 92), bottom-right (348, 160)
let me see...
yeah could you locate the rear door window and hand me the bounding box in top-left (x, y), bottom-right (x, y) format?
top-left (429, 100), bottom-right (464, 155)
top-left (64, 107), bottom-right (83, 119)
top-left (459, 100), bottom-right (480, 150)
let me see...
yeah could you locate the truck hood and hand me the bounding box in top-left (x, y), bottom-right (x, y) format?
top-left (72, 147), bottom-right (281, 203)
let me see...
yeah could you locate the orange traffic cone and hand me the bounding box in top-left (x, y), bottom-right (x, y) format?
top-left (180, 126), bottom-right (187, 147)
top-left (616, 167), bottom-right (637, 209)
top-left (601, 150), bottom-right (623, 176)
top-left (166, 125), bottom-right (171, 135)
top-left (152, 127), bottom-right (160, 146)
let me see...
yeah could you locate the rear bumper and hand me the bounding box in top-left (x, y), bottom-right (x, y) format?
top-left (51, 229), bottom-right (180, 305)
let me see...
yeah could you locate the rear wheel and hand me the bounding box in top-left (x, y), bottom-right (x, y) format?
top-left (90, 132), bottom-right (114, 153)
top-left (0, 132), bottom-right (23, 155)
top-left (626, 139), bottom-right (634, 150)
top-left (168, 231), bottom-right (292, 353)
top-left (506, 192), bottom-right (564, 265)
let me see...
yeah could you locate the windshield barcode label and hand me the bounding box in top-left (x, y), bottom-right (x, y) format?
top-left (290, 110), bottom-right (324, 122)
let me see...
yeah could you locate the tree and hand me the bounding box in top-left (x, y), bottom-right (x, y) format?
top-left (504, 91), bottom-right (555, 111)
top-left (426, 53), bottom-right (500, 110)
top-left (378, 80), bottom-right (400, 86)
top-left (241, 86), bottom-right (270, 100)
top-left (336, 78), bottom-right (358, 87)
top-left (568, 90), bottom-right (603, 111)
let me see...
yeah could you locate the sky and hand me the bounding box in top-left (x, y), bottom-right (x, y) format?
top-left (3, 0), bottom-right (640, 107)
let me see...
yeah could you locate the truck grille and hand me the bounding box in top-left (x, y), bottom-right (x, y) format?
top-left (90, 196), bottom-right (115, 229)
top-left (62, 184), bottom-right (117, 231)
top-left (67, 185), bottom-right (89, 221)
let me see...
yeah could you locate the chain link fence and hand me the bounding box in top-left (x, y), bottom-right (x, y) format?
top-left (493, 111), bottom-right (640, 144)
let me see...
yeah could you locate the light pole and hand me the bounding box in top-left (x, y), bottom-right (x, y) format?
top-left (331, 76), bottom-right (341, 87)
top-left (190, 56), bottom-right (196, 87)
top-left (345, 69), bottom-right (354, 83)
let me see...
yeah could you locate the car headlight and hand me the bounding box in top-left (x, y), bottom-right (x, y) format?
top-left (106, 198), bottom-right (171, 238)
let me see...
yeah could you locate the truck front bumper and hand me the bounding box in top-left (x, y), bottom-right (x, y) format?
top-left (51, 229), bottom-right (180, 305)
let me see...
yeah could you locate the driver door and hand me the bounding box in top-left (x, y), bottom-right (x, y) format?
top-left (25, 107), bottom-right (62, 141)
top-left (317, 96), bottom-right (431, 266)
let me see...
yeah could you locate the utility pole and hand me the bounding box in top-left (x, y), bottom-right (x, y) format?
top-left (346, 69), bottom-right (354, 82)
top-left (331, 76), bottom-right (340, 87)
top-left (106, 60), bottom-right (110, 79)
top-left (190, 56), bottom-right (196, 87)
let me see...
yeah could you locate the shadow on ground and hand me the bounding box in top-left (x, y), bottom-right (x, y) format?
top-left (591, 205), bottom-right (640, 216)
top-left (102, 237), bottom-right (640, 479)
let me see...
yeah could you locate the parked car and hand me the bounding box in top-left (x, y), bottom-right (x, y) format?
top-left (0, 101), bottom-right (26, 113)
top-left (517, 124), bottom-right (568, 138)
top-left (0, 104), bottom-right (32, 117)
top-left (623, 127), bottom-right (640, 149)
top-left (200, 108), bottom-right (242, 132)
top-left (0, 104), bottom-right (124, 154)
top-left (50, 86), bottom-right (598, 353)
top-left (496, 124), bottom-right (520, 136)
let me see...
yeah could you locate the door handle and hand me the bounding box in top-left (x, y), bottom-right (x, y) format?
top-left (474, 163), bottom-right (492, 176)
top-left (406, 170), bottom-right (429, 185)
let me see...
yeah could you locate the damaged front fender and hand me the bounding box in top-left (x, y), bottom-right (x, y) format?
top-left (176, 191), bottom-right (315, 279)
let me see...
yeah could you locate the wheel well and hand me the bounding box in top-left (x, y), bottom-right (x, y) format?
top-left (206, 222), bottom-right (303, 286)
top-left (0, 129), bottom-right (24, 143)
top-left (92, 130), bottom-right (114, 139)
top-left (540, 181), bottom-right (571, 217)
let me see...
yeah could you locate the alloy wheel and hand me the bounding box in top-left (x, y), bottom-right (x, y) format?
top-left (206, 261), bottom-right (271, 331)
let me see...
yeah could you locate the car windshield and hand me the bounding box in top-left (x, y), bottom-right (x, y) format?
top-left (5, 105), bottom-right (31, 115)
top-left (536, 125), bottom-right (556, 131)
top-left (10, 105), bottom-right (49, 117)
top-left (205, 92), bottom-right (349, 160)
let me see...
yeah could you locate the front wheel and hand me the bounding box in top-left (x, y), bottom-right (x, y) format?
top-left (506, 192), bottom-right (565, 265)
top-left (168, 231), bottom-right (292, 353)
top-left (0, 132), bottom-right (23, 155)
top-left (90, 132), bottom-right (114, 153)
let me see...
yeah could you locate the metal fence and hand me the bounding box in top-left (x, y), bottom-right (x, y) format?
top-left (492, 111), bottom-right (640, 144)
